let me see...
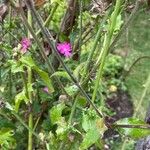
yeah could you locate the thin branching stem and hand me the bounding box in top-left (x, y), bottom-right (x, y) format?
top-left (18, 0), bottom-right (68, 96)
top-left (92, 0), bottom-right (123, 103)
top-left (24, 0), bottom-right (103, 118)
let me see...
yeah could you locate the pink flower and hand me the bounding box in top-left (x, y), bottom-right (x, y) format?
top-left (20, 38), bottom-right (31, 53)
top-left (43, 87), bottom-right (49, 93)
top-left (57, 42), bottom-right (72, 57)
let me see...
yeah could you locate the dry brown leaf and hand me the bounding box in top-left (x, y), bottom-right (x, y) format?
top-left (34, 0), bottom-right (46, 7)
top-left (0, 3), bottom-right (8, 22)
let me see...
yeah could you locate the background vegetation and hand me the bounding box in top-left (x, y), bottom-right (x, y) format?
top-left (0, 0), bottom-right (150, 150)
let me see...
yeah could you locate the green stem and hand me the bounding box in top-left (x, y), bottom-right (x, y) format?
top-left (92, 0), bottom-right (123, 103)
top-left (134, 73), bottom-right (150, 117)
top-left (28, 113), bottom-right (33, 149)
top-left (19, 1), bottom-right (68, 96)
top-left (24, 0), bottom-right (103, 118)
top-left (79, 0), bottom-right (83, 61)
top-left (68, 96), bottom-right (78, 125)
top-left (110, 0), bottom-right (140, 52)
top-left (81, 10), bottom-right (110, 82)
top-left (27, 9), bottom-right (33, 150)
top-left (36, 2), bottom-right (58, 35)
top-left (68, 13), bottom-right (110, 124)
top-left (28, 68), bottom-right (33, 150)
top-left (21, 72), bottom-right (29, 98)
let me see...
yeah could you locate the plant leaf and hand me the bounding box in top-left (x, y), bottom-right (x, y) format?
top-left (0, 128), bottom-right (15, 146)
top-left (117, 118), bottom-right (150, 139)
top-left (80, 129), bottom-right (99, 150)
top-left (20, 56), bottom-right (54, 93)
top-left (14, 90), bottom-right (29, 112)
top-left (65, 85), bottom-right (78, 96)
top-left (49, 103), bottom-right (65, 125)
top-left (51, 71), bottom-right (71, 81)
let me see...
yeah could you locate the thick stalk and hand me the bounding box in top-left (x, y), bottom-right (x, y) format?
top-left (81, 10), bottom-right (110, 82)
top-left (68, 14), bottom-right (109, 124)
top-left (18, 1), bottom-right (68, 96)
top-left (27, 10), bottom-right (33, 150)
top-left (24, 0), bottom-right (103, 118)
top-left (92, 0), bottom-right (123, 102)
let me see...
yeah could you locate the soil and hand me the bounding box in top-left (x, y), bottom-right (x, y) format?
top-left (104, 90), bottom-right (134, 128)
top-left (103, 90), bottom-right (134, 140)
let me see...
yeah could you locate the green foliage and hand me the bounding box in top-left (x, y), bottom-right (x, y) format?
top-left (14, 89), bottom-right (29, 112)
top-left (80, 128), bottom-right (99, 150)
top-left (20, 56), bottom-right (54, 93)
top-left (0, 128), bottom-right (16, 150)
top-left (1, 0), bottom-right (150, 149)
top-left (103, 54), bottom-right (123, 77)
top-left (49, 103), bottom-right (66, 125)
top-left (117, 118), bottom-right (150, 139)
top-left (81, 110), bottom-right (107, 149)
top-left (51, 71), bottom-right (71, 81)
top-left (65, 85), bottom-right (78, 96)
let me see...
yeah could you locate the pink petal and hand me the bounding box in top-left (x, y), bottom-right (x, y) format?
top-left (43, 87), bottom-right (49, 93)
top-left (56, 42), bottom-right (72, 57)
top-left (20, 38), bottom-right (31, 54)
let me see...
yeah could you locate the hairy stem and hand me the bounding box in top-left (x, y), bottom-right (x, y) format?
top-left (18, 0), bottom-right (68, 96)
top-left (81, 10), bottom-right (110, 82)
top-left (27, 10), bottom-right (33, 150)
top-left (25, 0), bottom-right (103, 118)
top-left (92, 0), bottom-right (123, 102)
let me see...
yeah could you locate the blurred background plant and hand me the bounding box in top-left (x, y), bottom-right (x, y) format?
top-left (0, 0), bottom-right (150, 150)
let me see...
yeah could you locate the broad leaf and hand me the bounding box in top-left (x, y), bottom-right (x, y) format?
top-left (80, 129), bottom-right (99, 150)
top-left (49, 103), bottom-right (65, 125)
top-left (20, 56), bottom-right (36, 68)
top-left (8, 60), bottom-right (24, 73)
top-left (14, 89), bottom-right (29, 112)
top-left (0, 128), bottom-right (16, 147)
top-left (35, 68), bottom-right (54, 93)
top-left (82, 112), bottom-right (97, 132)
top-left (20, 56), bottom-right (54, 93)
top-left (73, 62), bottom-right (85, 79)
top-left (51, 71), bottom-right (71, 81)
top-left (65, 85), bottom-right (78, 96)
top-left (117, 118), bottom-right (150, 139)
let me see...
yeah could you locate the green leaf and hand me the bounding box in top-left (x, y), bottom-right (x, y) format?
top-left (56, 118), bottom-right (67, 140)
top-left (50, 103), bottom-right (65, 125)
top-left (20, 56), bottom-right (54, 93)
top-left (65, 85), bottom-right (78, 96)
top-left (8, 60), bottom-right (24, 73)
top-left (20, 56), bottom-right (36, 68)
top-left (76, 96), bottom-right (86, 107)
top-left (117, 118), bottom-right (150, 139)
top-left (14, 90), bottom-right (29, 112)
top-left (73, 62), bottom-right (85, 79)
top-left (51, 71), bottom-right (71, 81)
top-left (82, 111), bottom-right (107, 138)
top-left (80, 129), bottom-right (99, 150)
top-left (0, 128), bottom-right (16, 146)
top-left (82, 112), bottom-right (97, 132)
top-left (114, 14), bottom-right (123, 34)
top-left (35, 67), bottom-right (54, 93)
